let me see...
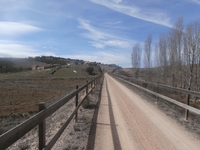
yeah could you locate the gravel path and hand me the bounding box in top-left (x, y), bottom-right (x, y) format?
top-left (94, 74), bottom-right (200, 150)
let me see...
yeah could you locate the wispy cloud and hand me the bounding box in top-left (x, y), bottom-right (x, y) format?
top-left (78, 18), bottom-right (131, 48)
top-left (78, 19), bottom-right (108, 41)
top-left (0, 22), bottom-right (42, 36)
top-left (90, 0), bottom-right (172, 27)
top-left (103, 20), bottom-right (121, 26)
top-left (112, 0), bottom-right (122, 3)
top-left (89, 40), bottom-right (130, 49)
top-left (190, 0), bottom-right (200, 4)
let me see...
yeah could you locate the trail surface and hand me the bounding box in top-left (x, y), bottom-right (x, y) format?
top-left (94, 74), bottom-right (200, 150)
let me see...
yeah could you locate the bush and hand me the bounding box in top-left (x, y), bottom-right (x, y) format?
top-left (86, 67), bottom-right (94, 75)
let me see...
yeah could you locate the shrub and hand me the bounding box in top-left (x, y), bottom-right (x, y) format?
top-left (86, 67), bottom-right (94, 75)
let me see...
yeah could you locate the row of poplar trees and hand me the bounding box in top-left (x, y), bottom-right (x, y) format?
top-left (131, 17), bottom-right (200, 92)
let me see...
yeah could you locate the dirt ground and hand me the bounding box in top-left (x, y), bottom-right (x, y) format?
top-left (93, 74), bottom-right (200, 150)
top-left (2, 73), bottom-right (200, 149)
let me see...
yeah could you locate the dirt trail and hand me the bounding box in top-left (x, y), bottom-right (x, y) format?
top-left (94, 74), bottom-right (200, 150)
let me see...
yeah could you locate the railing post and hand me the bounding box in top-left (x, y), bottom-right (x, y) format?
top-left (185, 93), bottom-right (190, 120)
top-left (39, 102), bottom-right (46, 150)
top-left (75, 85), bottom-right (79, 122)
top-left (86, 81), bottom-right (88, 95)
top-left (94, 79), bottom-right (96, 89)
top-left (156, 82), bottom-right (158, 104)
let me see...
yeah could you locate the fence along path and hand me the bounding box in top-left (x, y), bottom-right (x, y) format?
top-left (116, 74), bottom-right (200, 97)
top-left (0, 75), bottom-right (102, 150)
top-left (111, 74), bottom-right (200, 120)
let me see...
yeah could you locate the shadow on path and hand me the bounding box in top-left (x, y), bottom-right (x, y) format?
top-left (86, 77), bottom-right (104, 150)
top-left (86, 76), bottom-right (122, 150)
top-left (106, 81), bottom-right (122, 150)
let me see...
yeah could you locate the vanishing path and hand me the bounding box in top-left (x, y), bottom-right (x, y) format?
top-left (94, 74), bottom-right (200, 150)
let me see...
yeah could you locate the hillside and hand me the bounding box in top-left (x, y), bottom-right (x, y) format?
top-left (99, 64), bottom-right (120, 73)
top-left (0, 57), bottom-right (103, 117)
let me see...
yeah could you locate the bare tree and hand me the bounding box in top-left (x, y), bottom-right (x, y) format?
top-left (154, 43), bottom-right (161, 82)
top-left (183, 21), bottom-right (200, 91)
top-left (181, 21), bottom-right (200, 116)
top-left (168, 17), bottom-right (184, 87)
top-left (144, 34), bottom-right (152, 80)
top-left (158, 34), bottom-right (168, 83)
top-left (131, 43), bottom-right (141, 78)
top-left (130, 17), bottom-right (200, 96)
top-left (168, 31), bottom-right (176, 86)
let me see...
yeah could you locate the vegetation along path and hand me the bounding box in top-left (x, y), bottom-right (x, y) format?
top-left (94, 73), bottom-right (200, 150)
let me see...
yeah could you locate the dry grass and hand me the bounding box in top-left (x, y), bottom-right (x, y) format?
top-left (4, 77), bottom-right (103, 149)
top-left (0, 78), bottom-right (89, 117)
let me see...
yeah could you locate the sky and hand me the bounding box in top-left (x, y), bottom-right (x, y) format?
top-left (0, 0), bottom-right (200, 67)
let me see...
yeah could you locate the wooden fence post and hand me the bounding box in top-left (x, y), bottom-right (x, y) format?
top-left (39, 102), bottom-right (46, 150)
top-left (156, 83), bottom-right (158, 104)
top-left (86, 81), bottom-right (88, 95)
top-left (75, 85), bottom-right (79, 122)
top-left (185, 93), bottom-right (190, 120)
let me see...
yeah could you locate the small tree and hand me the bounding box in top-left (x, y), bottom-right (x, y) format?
top-left (86, 67), bottom-right (94, 75)
top-left (131, 43), bottom-right (141, 78)
top-left (144, 34), bottom-right (152, 80)
top-left (158, 34), bottom-right (168, 83)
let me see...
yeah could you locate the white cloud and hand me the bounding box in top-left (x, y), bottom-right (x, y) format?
top-left (0, 22), bottom-right (42, 36)
top-left (90, 0), bottom-right (172, 27)
top-left (97, 51), bottom-right (128, 64)
top-left (0, 40), bottom-right (54, 58)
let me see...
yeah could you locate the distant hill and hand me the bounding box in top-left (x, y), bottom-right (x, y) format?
top-left (0, 56), bottom-right (120, 74)
top-left (0, 58), bottom-right (48, 73)
top-left (100, 64), bottom-right (121, 73)
top-left (6, 58), bottom-right (48, 68)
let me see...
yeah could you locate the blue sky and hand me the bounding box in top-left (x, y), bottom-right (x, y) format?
top-left (0, 0), bottom-right (200, 67)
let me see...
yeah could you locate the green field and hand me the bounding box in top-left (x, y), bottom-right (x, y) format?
top-left (0, 64), bottom-right (102, 117)
top-left (54, 65), bottom-right (100, 78)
